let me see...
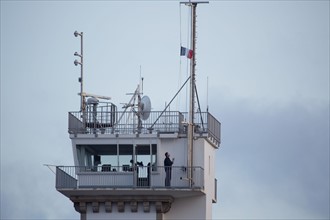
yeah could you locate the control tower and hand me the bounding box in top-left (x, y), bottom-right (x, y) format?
top-left (55, 2), bottom-right (221, 220)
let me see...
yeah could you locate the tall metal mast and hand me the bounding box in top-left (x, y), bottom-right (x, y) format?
top-left (187, 2), bottom-right (196, 187)
top-left (74, 31), bottom-right (85, 113)
top-left (181, 1), bottom-right (208, 187)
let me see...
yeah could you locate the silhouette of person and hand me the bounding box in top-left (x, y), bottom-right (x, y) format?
top-left (164, 152), bottom-right (174, 187)
top-left (130, 159), bottom-right (144, 186)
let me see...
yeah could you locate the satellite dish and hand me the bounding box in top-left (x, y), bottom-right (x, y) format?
top-left (140, 96), bottom-right (151, 120)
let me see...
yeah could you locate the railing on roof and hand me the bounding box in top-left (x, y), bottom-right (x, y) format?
top-left (68, 110), bottom-right (220, 144)
top-left (56, 166), bottom-right (204, 189)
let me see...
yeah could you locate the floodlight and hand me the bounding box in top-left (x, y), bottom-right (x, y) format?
top-left (74, 59), bottom-right (81, 66)
top-left (74, 52), bottom-right (82, 57)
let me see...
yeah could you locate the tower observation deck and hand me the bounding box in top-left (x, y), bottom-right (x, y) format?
top-left (54, 2), bottom-right (221, 220)
top-left (56, 102), bottom-right (221, 219)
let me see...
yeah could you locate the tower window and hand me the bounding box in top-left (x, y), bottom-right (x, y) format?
top-left (76, 144), bottom-right (157, 172)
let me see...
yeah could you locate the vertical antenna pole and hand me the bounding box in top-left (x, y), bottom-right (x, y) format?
top-left (74, 31), bottom-right (86, 126)
top-left (137, 84), bottom-right (142, 134)
top-left (207, 76), bottom-right (209, 112)
top-left (80, 32), bottom-right (84, 113)
top-left (187, 2), bottom-right (197, 187)
top-left (181, 0), bottom-right (208, 187)
top-left (140, 65), bottom-right (144, 95)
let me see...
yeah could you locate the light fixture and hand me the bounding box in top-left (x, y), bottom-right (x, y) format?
top-left (74, 59), bottom-right (81, 66)
top-left (74, 31), bottom-right (82, 37)
top-left (74, 52), bottom-right (82, 57)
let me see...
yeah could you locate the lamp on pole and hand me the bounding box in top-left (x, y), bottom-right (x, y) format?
top-left (74, 31), bottom-right (84, 113)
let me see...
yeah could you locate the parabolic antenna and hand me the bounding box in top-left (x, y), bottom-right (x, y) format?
top-left (140, 96), bottom-right (151, 120)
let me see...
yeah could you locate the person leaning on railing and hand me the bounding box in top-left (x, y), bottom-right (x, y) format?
top-left (164, 152), bottom-right (174, 187)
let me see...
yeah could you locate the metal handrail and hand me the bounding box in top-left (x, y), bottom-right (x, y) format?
top-left (56, 165), bottom-right (204, 189)
top-left (68, 111), bottom-right (220, 145)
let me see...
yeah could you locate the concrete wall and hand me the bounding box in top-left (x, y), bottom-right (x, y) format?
top-left (164, 196), bottom-right (206, 220)
top-left (193, 138), bottom-right (217, 219)
top-left (158, 138), bottom-right (187, 167)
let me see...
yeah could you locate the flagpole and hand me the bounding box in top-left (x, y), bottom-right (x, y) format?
top-left (180, 1), bottom-right (208, 187)
top-left (187, 2), bottom-right (196, 188)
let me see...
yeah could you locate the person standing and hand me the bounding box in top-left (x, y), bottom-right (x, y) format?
top-left (164, 152), bottom-right (174, 187)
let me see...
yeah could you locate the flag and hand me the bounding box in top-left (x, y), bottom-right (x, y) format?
top-left (180, 46), bottom-right (187, 56)
top-left (180, 46), bottom-right (193, 59)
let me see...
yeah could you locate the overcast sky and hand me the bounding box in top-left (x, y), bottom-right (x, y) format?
top-left (1, 1), bottom-right (329, 219)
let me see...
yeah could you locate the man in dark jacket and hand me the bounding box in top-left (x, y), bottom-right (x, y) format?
top-left (164, 152), bottom-right (174, 187)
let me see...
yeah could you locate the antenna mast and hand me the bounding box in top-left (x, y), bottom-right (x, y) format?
top-left (74, 31), bottom-right (84, 113)
top-left (181, 1), bottom-right (208, 187)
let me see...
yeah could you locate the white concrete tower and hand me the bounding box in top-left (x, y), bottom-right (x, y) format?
top-left (55, 2), bottom-right (221, 220)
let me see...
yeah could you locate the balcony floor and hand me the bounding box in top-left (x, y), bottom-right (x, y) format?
top-left (58, 187), bottom-right (205, 199)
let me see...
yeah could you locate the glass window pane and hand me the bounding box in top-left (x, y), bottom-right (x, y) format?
top-left (119, 145), bottom-right (133, 171)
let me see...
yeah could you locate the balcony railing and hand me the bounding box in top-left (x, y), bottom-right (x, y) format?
top-left (56, 166), bottom-right (204, 190)
top-left (68, 110), bottom-right (221, 145)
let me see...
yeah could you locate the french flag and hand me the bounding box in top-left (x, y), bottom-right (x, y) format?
top-left (180, 46), bottom-right (193, 59)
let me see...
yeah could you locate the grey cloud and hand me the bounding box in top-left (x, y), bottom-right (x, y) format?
top-left (214, 98), bottom-right (329, 219)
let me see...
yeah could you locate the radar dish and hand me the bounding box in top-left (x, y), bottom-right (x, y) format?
top-left (140, 96), bottom-right (151, 120)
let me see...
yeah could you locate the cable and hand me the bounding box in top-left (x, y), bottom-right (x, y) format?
top-left (44, 164), bottom-right (56, 175)
top-left (185, 5), bottom-right (191, 113)
top-left (177, 3), bottom-right (182, 111)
